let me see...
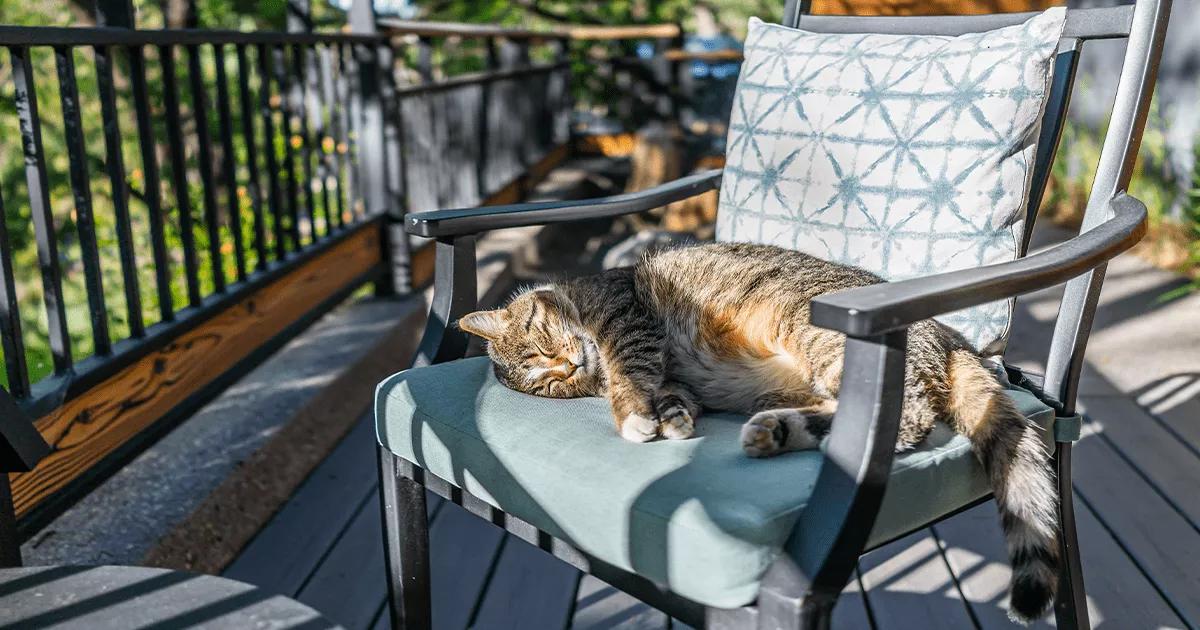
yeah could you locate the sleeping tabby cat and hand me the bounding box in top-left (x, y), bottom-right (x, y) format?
top-left (458, 241), bottom-right (1058, 623)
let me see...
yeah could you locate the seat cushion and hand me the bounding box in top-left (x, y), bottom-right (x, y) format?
top-left (376, 357), bottom-right (1054, 609)
top-left (715, 10), bottom-right (1066, 353)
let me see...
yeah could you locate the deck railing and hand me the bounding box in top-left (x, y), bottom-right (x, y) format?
top-left (0, 1), bottom-right (698, 533)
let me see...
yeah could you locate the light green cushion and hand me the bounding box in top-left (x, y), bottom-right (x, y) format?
top-left (375, 357), bottom-right (1054, 609)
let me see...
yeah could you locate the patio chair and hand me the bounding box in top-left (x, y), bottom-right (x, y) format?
top-left (374, 1), bottom-right (1170, 628)
top-left (0, 389), bottom-right (341, 629)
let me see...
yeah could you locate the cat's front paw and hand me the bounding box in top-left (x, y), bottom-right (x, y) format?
top-left (619, 413), bottom-right (659, 443)
top-left (658, 405), bottom-right (695, 440)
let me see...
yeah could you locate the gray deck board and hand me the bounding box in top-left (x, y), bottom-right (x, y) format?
top-left (1071, 417), bottom-right (1200, 624)
top-left (858, 530), bottom-right (977, 630)
top-left (223, 417), bottom-right (380, 596)
top-left (371, 608), bottom-right (390, 630)
top-left (1081, 395), bottom-right (1200, 530)
top-left (428, 501), bottom-right (507, 629)
top-left (934, 499), bottom-right (1186, 629)
top-left (472, 537), bottom-right (582, 630)
top-left (1134, 375), bottom-right (1200, 454)
top-left (832, 571), bottom-right (874, 629)
top-left (295, 486), bottom-right (389, 630)
top-left (572, 575), bottom-right (669, 630)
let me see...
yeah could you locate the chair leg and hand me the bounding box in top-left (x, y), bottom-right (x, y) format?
top-left (1052, 442), bottom-right (1091, 630)
top-left (378, 446), bottom-right (432, 630)
top-left (0, 476), bottom-right (23, 568)
top-left (754, 576), bottom-right (836, 630)
top-left (800, 597), bottom-right (834, 630)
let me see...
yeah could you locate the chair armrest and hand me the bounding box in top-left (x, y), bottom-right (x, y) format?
top-left (404, 169), bottom-right (723, 238)
top-left (811, 193), bottom-right (1147, 337)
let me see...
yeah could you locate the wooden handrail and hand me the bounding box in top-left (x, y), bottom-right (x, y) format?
top-left (376, 18), bottom-right (681, 42)
top-left (663, 49), bottom-right (743, 62)
top-left (377, 18), bottom-right (555, 41)
top-left (566, 24), bottom-right (681, 40)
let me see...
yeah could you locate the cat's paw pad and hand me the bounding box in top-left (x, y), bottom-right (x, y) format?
top-left (741, 413), bottom-right (786, 457)
top-left (742, 410), bottom-right (824, 457)
top-left (620, 413), bottom-right (659, 443)
top-left (658, 406), bottom-right (695, 440)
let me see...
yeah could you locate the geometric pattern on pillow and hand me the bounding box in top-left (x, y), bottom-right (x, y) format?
top-left (716, 10), bottom-right (1066, 353)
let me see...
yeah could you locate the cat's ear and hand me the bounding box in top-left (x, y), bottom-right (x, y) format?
top-left (531, 287), bottom-right (579, 321)
top-left (458, 309), bottom-right (508, 341)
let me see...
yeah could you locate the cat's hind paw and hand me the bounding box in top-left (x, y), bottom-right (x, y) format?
top-left (741, 414), bottom-right (786, 457)
top-left (741, 409), bottom-right (823, 457)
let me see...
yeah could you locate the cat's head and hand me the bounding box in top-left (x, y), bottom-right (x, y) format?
top-left (458, 287), bottom-right (603, 398)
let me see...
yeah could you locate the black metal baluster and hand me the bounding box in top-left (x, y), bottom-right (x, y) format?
top-left (186, 43), bottom-right (225, 294)
top-left (212, 44), bottom-right (246, 282)
top-left (10, 45), bottom-right (71, 373)
top-left (289, 44), bottom-right (318, 241)
top-left (337, 43), bottom-right (360, 221)
top-left (0, 188), bottom-right (30, 398)
top-left (379, 39), bottom-right (405, 219)
top-left (237, 44), bottom-right (268, 270)
top-left (127, 44), bottom-right (173, 322)
top-left (124, 43), bottom-right (175, 321)
top-left (319, 44), bottom-right (345, 230)
top-left (55, 45), bottom-right (111, 357)
top-left (311, 44), bottom-right (332, 234)
top-left (476, 37), bottom-right (497, 199)
top-left (257, 43), bottom-right (286, 260)
top-left (95, 43), bottom-right (144, 338)
top-left (160, 44), bottom-right (202, 307)
top-left (273, 44), bottom-right (302, 250)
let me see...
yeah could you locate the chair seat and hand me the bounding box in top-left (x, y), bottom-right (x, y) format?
top-left (376, 357), bottom-right (1054, 609)
top-left (0, 565), bottom-right (340, 629)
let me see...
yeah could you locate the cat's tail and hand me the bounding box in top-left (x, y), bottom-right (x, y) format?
top-left (947, 349), bottom-right (1059, 624)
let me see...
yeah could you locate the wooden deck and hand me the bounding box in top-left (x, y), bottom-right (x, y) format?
top-left (224, 247), bottom-right (1199, 629)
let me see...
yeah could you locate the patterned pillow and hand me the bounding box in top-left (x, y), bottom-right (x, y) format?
top-left (716, 9), bottom-right (1066, 353)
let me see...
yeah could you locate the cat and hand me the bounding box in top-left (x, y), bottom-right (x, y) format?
top-left (457, 241), bottom-right (1059, 624)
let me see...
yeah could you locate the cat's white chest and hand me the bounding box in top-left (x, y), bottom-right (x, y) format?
top-left (662, 321), bottom-right (795, 414)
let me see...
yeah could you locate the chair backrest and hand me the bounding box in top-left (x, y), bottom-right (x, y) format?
top-left (780, 0), bottom-right (1169, 408)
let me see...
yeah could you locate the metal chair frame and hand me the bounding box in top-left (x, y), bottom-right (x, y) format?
top-left (379, 1), bottom-right (1171, 627)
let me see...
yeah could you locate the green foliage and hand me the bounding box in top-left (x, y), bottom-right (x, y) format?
top-left (1047, 97), bottom-right (1181, 217)
top-left (0, 1), bottom-right (349, 390)
top-left (1173, 140), bottom-right (1200, 294)
top-left (418, 0), bottom-right (781, 34)
top-left (1046, 90), bottom-right (1200, 298)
